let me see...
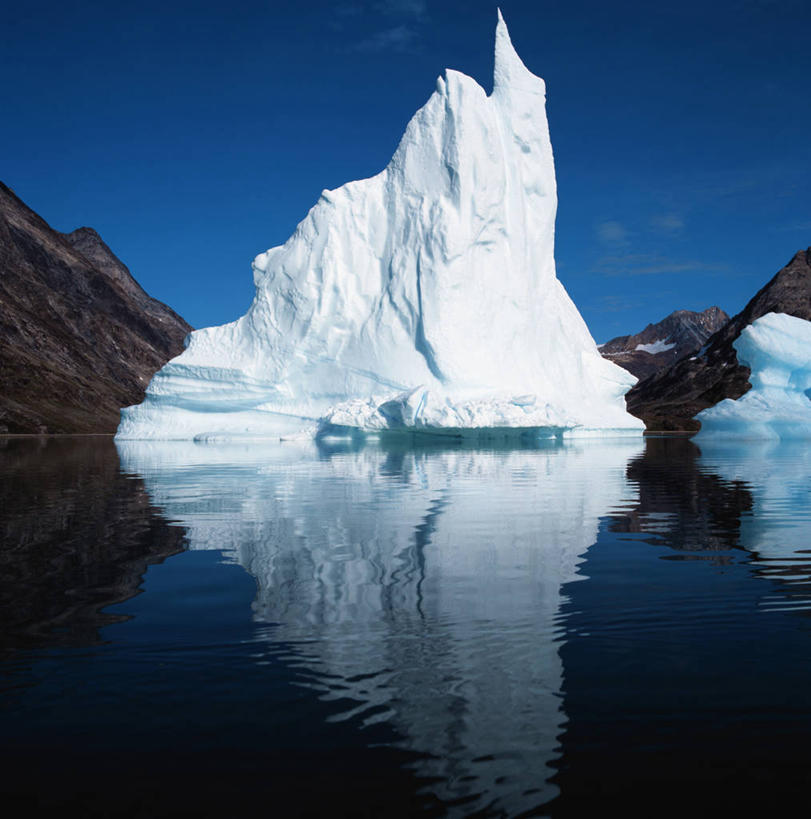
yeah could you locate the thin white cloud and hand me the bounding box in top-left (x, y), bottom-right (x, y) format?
top-left (772, 219), bottom-right (811, 233)
top-left (596, 220), bottom-right (629, 245)
top-left (348, 24), bottom-right (419, 53)
top-left (650, 213), bottom-right (684, 233)
top-left (337, 0), bottom-right (428, 52)
top-left (593, 252), bottom-right (730, 277)
top-left (334, 2), bottom-right (363, 16)
top-left (376, 0), bottom-right (427, 18)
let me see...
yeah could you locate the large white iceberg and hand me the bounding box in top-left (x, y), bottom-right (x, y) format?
top-left (696, 312), bottom-right (811, 440)
top-left (117, 12), bottom-right (643, 441)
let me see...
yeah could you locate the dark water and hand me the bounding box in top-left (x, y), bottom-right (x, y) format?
top-left (1, 435), bottom-right (810, 817)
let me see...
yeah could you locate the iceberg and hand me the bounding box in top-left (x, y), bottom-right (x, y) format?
top-left (117, 12), bottom-right (643, 441)
top-left (696, 312), bottom-right (811, 440)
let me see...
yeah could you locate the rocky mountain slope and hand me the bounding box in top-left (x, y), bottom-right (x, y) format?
top-left (0, 181), bottom-right (191, 433)
top-left (600, 307), bottom-right (728, 379)
top-left (627, 248), bottom-right (811, 430)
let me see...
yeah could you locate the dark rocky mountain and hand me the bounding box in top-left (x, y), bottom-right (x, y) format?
top-left (0, 181), bottom-right (191, 433)
top-left (627, 248), bottom-right (811, 431)
top-left (600, 306), bottom-right (728, 379)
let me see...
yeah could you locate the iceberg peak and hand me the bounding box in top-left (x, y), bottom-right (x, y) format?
top-left (116, 16), bottom-right (643, 441)
top-left (493, 9), bottom-right (545, 98)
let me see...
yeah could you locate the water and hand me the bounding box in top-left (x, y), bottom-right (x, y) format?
top-left (1, 435), bottom-right (810, 816)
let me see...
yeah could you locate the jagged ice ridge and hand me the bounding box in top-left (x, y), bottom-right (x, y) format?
top-left (117, 12), bottom-right (643, 441)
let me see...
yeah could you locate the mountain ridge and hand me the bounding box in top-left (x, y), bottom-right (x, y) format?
top-left (627, 248), bottom-right (811, 430)
top-left (600, 306), bottom-right (729, 379)
top-left (0, 181), bottom-right (191, 434)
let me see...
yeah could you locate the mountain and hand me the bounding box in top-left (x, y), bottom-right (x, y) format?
top-left (0, 181), bottom-right (191, 434)
top-left (627, 248), bottom-right (811, 430)
top-left (117, 12), bottom-right (643, 441)
top-left (600, 307), bottom-right (728, 379)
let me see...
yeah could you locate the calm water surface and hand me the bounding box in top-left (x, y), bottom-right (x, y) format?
top-left (1, 435), bottom-right (810, 816)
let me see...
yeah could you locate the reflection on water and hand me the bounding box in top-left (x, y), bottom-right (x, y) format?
top-left (614, 437), bottom-right (753, 554)
top-left (2, 435), bottom-right (811, 815)
top-left (116, 437), bottom-right (643, 813)
top-left (553, 438), bottom-right (811, 815)
top-left (697, 441), bottom-right (811, 610)
top-left (613, 437), bottom-right (811, 608)
top-left (0, 438), bottom-right (185, 653)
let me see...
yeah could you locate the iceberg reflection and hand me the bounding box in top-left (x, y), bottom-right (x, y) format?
top-left (698, 441), bottom-right (811, 607)
top-left (117, 437), bottom-right (643, 814)
top-left (612, 438), bottom-right (811, 612)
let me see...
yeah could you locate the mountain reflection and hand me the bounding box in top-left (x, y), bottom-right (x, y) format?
top-left (0, 437), bottom-right (185, 654)
top-left (697, 440), bottom-right (811, 610)
top-left (612, 437), bottom-right (753, 557)
top-left (117, 437), bottom-right (644, 814)
top-left (612, 437), bottom-right (811, 611)
top-left (551, 438), bottom-right (811, 814)
top-left (6, 435), bottom-right (810, 814)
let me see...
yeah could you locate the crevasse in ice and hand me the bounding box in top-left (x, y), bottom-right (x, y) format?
top-left (696, 312), bottom-right (811, 440)
top-left (116, 11), bottom-right (643, 441)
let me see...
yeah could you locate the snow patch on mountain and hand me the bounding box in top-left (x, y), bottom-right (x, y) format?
top-left (635, 339), bottom-right (676, 355)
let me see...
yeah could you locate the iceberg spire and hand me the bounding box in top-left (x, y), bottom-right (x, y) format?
top-left (493, 9), bottom-right (545, 98)
top-left (116, 14), bottom-right (643, 441)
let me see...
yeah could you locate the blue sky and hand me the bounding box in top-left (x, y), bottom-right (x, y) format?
top-left (3, 0), bottom-right (809, 342)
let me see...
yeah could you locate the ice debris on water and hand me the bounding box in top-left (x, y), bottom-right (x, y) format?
top-left (696, 313), bottom-right (811, 440)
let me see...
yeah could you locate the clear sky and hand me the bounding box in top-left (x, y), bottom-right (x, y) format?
top-left (3, 0), bottom-right (809, 342)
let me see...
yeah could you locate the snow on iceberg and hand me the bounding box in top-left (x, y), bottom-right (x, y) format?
top-left (696, 312), bottom-right (811, 440)
top-left (116, 11), bottom-right (643, 441)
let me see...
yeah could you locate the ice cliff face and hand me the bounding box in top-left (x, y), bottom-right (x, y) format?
top-left (696, 313), bottom-right (811, 439)
top-left (117, 12), bottom-right (643, 440)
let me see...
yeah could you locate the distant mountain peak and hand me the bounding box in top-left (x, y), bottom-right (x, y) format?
top-left (626, 247), bottom-right (811, 430)
top-left (600, 306), bottom-right (729, 380)
top-left (63, 224), bottom-right (151, 305)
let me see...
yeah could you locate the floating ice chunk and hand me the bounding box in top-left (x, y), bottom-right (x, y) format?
top-left (695, 313), bottom-right (811, 440)
top-left (116, 13), bottom-right (643, 441)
